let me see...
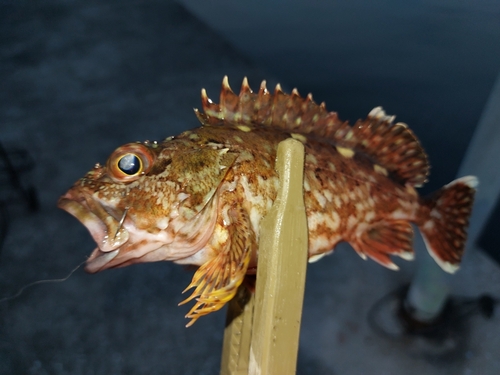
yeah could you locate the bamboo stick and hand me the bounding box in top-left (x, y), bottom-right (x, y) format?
top-left (220, 138), bottom-right (308, 375)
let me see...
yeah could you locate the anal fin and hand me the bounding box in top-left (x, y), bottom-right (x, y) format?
top-left (179, 206), bottom-right (255, 327)
top-left (350, 220), bottom-right (414, 270)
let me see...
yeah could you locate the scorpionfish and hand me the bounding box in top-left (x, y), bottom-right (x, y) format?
top-left (58, 77), bottom-right (477, 326)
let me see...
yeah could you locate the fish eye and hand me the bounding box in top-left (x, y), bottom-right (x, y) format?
top-left (117, 153), bottom-right (142, 175)
top-left (107, 143), bottom-right (155, 182)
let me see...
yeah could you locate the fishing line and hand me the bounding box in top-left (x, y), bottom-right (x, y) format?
top-left (0, 259), bottom-right (86, 304)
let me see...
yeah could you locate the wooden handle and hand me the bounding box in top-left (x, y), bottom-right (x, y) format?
top-left (220, 138), bottom-right (308, 375)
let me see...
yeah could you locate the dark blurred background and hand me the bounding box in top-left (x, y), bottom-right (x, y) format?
top-left (1, 0), bottom-right (499, 374)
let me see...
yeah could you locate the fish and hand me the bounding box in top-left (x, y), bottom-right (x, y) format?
top-left (58, 76), bottom-right (478, 326)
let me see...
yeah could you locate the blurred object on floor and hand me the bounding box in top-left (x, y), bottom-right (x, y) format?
top-left (0, 141), bottom-right (38, 254)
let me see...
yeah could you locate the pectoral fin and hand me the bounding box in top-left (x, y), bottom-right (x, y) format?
top-left (179, 206), bottom-right (255, 327)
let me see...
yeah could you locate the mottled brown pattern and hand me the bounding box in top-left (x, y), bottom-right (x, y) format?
top-left (58, 77), bottom-right (478, 324)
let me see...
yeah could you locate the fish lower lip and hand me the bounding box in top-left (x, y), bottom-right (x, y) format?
top-left (85, 249), bottom-right (120, 273)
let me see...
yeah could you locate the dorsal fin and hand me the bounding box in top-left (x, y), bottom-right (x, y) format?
top-left (196, 76), bottom-right (354, 143)
top-left (195, 76), bottom-right (429, 187)
top-left (352, 107), bottom-right (429, 187)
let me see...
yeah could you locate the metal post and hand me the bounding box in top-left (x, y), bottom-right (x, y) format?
top-left (406, 71), bottom-right (500, 320)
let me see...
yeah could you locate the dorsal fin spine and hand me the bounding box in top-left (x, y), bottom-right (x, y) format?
top-left (198, 77), bottom-right (430, 187)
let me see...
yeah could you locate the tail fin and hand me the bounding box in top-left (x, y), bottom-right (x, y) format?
top-left (418, 176), bottom-right (478, 273)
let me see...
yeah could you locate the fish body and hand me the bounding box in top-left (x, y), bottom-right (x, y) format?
top-left (58, 77), bottom-right (477, 325)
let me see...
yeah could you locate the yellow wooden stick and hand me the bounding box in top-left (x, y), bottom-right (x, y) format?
top-left (220, 285), bottom-right (255, 375)
top-left (221, 139), bottom-right (308, 375)
top-left (249, 138), bottom-right (308, 375)
top-left (220, 138), bottom-right (308, 374)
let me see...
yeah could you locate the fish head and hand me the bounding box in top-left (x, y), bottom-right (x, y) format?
top-left (58, 139), bottom-right (238, 273)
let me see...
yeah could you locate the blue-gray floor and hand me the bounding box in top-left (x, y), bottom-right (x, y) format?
top-left (1, 1), bottom-right (499, 374)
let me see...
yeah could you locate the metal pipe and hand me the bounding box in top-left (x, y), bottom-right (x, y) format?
top-left (405, 71), bottom-right (500, 321)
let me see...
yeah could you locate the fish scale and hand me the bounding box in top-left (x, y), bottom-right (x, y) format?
top-left (58, 76), bottom-right (478, 326)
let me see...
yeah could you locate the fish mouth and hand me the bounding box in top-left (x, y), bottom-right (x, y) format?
top-left (57, 190), bottom-right (130, 273)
